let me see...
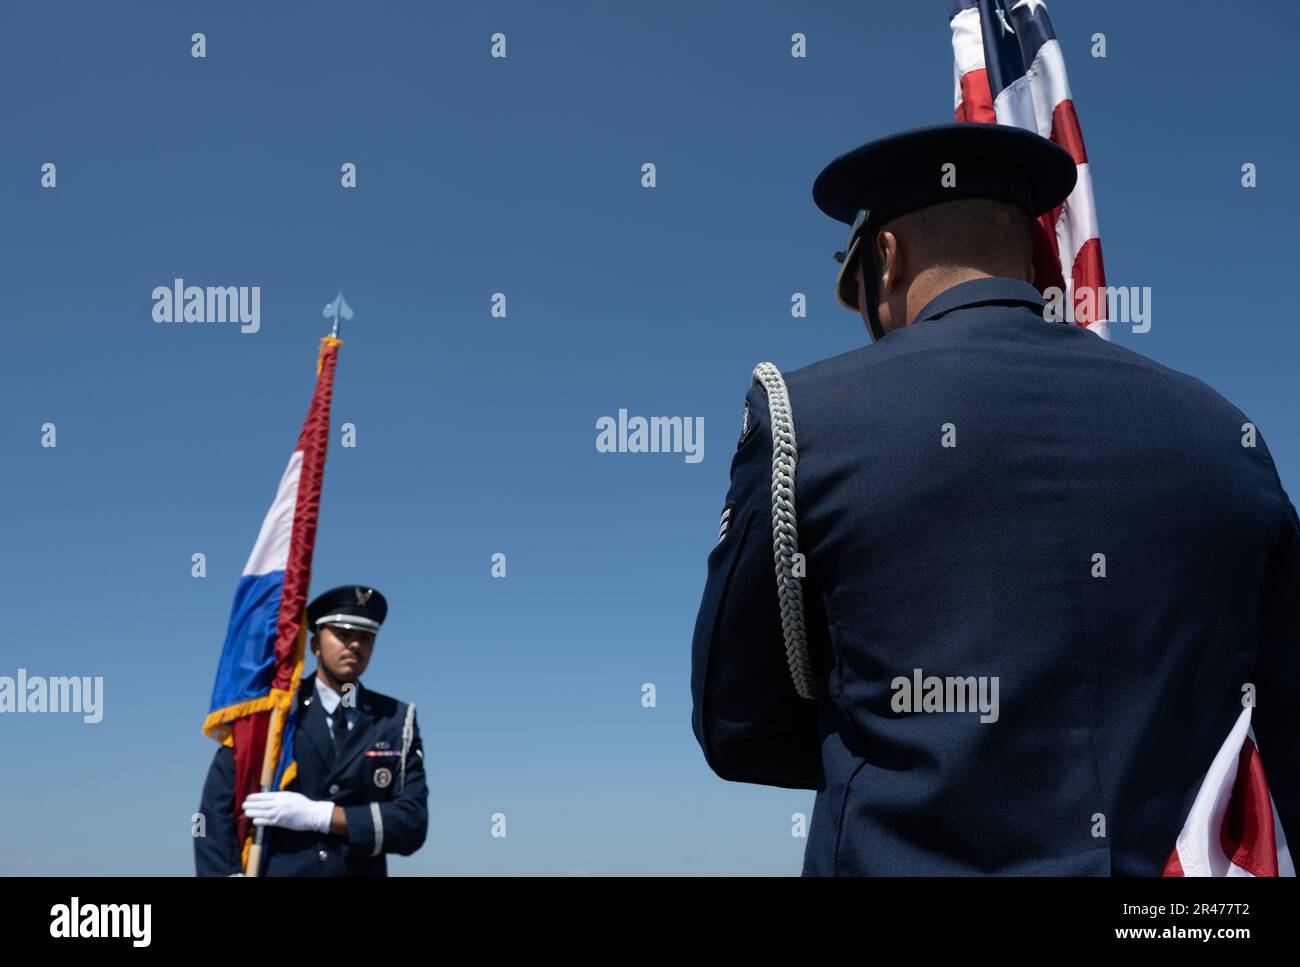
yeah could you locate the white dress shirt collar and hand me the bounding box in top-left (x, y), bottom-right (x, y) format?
top-left (314, 675), bottom-right (360, 722)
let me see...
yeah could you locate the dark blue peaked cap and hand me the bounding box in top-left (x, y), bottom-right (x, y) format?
top-left (813, 123), bottom-right (1077, 317)
top-left (307, 585), bottom-right (388, 634)
top-left (812, 122), bottom-right (1076, 227)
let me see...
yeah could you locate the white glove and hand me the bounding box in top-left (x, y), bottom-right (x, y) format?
top-left (242, 791), bottom-right (335, 834)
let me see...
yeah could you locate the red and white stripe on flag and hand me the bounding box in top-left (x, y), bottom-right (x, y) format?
top-left (1163, 707), bottom-right (1294, 877)
top-left (949, 0), bottom-right (1109, 339)
top-left (949, 4), bottom-right (1292, 876)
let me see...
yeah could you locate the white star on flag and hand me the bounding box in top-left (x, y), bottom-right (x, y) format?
top-left (1012, 0), bottom-right (1047, 16)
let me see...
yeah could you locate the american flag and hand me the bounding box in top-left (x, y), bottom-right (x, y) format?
top-left (950, 1), bottom-right (1293, 877)
top-left (949, 0), bottom-right (1108, 339)
top-left (1162, 708), bottom-right (1294, 877)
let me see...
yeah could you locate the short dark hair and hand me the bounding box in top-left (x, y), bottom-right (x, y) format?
top-left (878, 197), bottom-right (1035, 272)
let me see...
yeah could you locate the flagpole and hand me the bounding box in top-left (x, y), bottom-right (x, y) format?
top-left (244, 296), bottom-right (349, 876)
top-left (243, 702), bottom-right (286, 877)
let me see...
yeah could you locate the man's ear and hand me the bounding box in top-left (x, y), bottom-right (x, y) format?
top-left (877, 229), bottom-right (901, 295)
top-left (309, 632), bottom-right (320, 656)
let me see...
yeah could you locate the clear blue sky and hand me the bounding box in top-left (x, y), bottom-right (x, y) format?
top-left (2, 0), bottom-right (1296, 874)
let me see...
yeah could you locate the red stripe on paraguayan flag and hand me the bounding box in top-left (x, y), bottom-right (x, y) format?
top-left (202, 336), bottom-right (342, 868)
top-left (949, 0), bottom-right (1109, 338)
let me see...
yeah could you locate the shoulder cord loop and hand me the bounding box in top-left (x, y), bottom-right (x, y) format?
top-left (399, 702), bottom-right (416, 792)
top-left (751, 362), bottom-right (820, 700)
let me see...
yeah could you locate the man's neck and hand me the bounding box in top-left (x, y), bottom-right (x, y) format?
top-left (904, 268), bottom-right (988, 327)
top-left (315, 668), bottom-right (344, 694)
top-left (903, 267), bottom-right (1028, 327)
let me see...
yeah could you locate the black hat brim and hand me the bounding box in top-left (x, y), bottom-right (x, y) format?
top-left (815, 123), bottom-right (1077, 312)
top-left (813, 122), bottom-right (1077, 227)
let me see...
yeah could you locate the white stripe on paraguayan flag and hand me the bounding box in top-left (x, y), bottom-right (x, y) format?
top-left (241, 450), bottom-right (303, 577)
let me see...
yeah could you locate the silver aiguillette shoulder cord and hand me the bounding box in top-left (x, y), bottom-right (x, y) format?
top-left (751, 362), bottom-right (819, 700)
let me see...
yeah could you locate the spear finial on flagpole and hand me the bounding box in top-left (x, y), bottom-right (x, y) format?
top-left (322, 292), bottom-right (354, 339)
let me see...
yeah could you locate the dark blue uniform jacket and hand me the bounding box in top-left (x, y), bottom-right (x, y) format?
top-left (196, 674), bottom-right (428, 875)
top-left (691, 277), bottom-right (1300, 875)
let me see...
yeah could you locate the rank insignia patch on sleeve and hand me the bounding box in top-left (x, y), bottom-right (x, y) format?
top-left (718, 502), bottom-right (735, 543)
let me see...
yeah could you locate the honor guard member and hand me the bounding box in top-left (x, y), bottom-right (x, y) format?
top-left (195, 585), bottom-right (429, 875)
top-left (691, 123), bottom-right (1300, 875)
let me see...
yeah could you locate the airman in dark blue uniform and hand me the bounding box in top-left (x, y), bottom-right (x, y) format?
top-left (691, 123), bottom-right (1300, 875)
top-left (196, 586), bottom-right (428, 875)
